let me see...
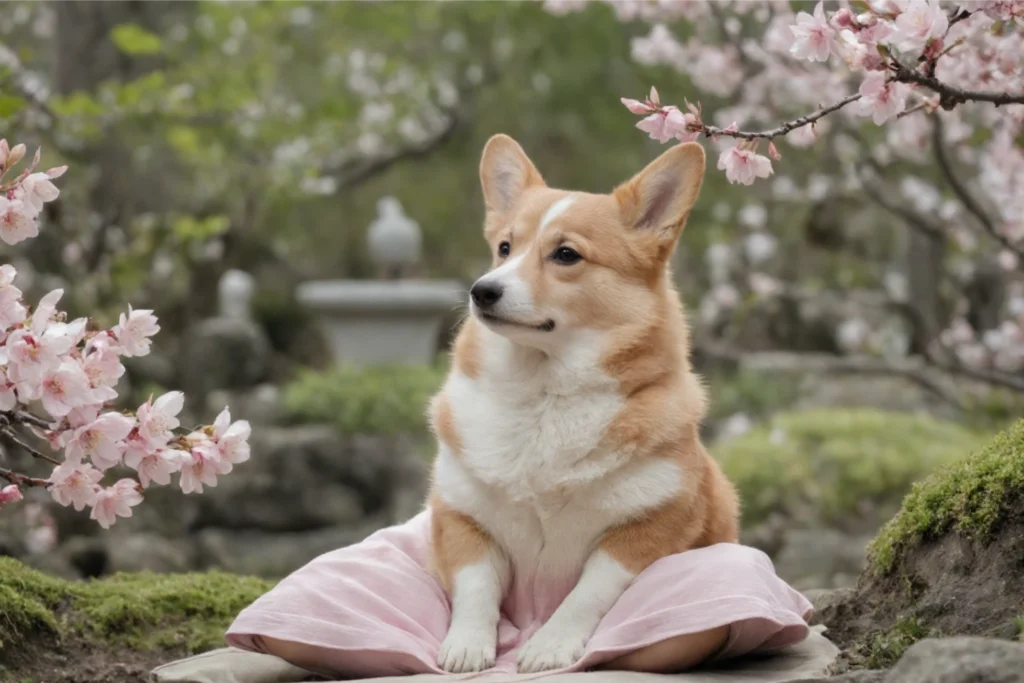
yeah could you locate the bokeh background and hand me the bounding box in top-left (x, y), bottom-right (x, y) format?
top-left (0, 1), bottom-right (1021, 593)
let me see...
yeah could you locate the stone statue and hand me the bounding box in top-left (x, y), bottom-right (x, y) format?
top-left (366, 196), bottom-right (422, 280)
top-left (218, 269), bottom-right (256, 321)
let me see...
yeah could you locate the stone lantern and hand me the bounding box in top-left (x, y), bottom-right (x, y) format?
top-left (296, 198), bottom-right (463, 366)
top-left (367, 197), bottom-right (422, 280)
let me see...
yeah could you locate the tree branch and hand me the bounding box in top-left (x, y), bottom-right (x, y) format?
top-left (702, 93), bottom-right (862, 142)
top-left (890, 58), bottom-right (1024, 109)
top-left (930, 114), bottom-right (1024, 262)
top-left (330, 112), bottom-right (462, 191)
top-left (0, 465), bottom-right (50, 488)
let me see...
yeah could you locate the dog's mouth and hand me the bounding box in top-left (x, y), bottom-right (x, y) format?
top-left (477, 311), bottom-right (556, 332)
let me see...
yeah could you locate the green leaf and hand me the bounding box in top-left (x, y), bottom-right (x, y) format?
top-left (110, 23), bottom-right (163, 56)
top-left (0, 95), bottom-right (26, 118)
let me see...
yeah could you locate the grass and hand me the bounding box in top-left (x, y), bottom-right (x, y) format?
top-left (714, 408), bottom-right (987, 526)
top-left (869, 418), bottom-right (1024, 573)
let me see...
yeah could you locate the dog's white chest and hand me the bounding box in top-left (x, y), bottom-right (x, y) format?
top-left (436, 338), bottom-right (683, 581)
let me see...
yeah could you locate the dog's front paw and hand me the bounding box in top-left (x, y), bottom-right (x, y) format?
top-left (516, 628), bottom-right (588, 673)
top-left (438, 628), bottom-right (497, 673)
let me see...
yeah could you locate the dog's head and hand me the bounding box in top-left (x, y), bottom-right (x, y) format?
top-left (469, 134), bottom-right (705, 349)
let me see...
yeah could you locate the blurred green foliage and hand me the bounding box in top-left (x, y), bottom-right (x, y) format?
top-left (282, 362), bottom-right (447, 436)
top-left (715, 409), bottom-right (988, 527)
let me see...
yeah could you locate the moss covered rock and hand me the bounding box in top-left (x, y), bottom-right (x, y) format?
top-left (869, 417), bottom-right (1024, 573)
top-left (819, 419), bottom-right (1024, 672)
top-left (0, 557), bottom-right (272, 682)
top-left (715, 408), bottom-right (986, 528)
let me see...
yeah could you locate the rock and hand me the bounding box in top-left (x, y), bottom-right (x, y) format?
top-left (189, 426), bottom-right (428, 533)
top-left (179, 317), bottom-right (271, 401)
top-left (106, 533), bottom-right (194, 574)
top-left (194, 516), bottom-right (389, 577)
top-left (773, 529), bottom-right (872, 590)
top-left (191, 425), bottom-right (366, 532)
top-left (793, 671), bottom-right (887, 683)
top-left (817, 420), bottom-right (1024, 663)
top-left (803, 587), bottom-right (855, 627)
top-left (206, 383), bottom-right (281, 424)
top-left (886, 637), bottom-right (1024, 683)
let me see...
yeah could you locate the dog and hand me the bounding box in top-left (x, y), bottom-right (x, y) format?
top-left (427, 134), bottom-right (739, 674)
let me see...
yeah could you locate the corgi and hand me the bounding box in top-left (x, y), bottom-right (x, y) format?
top-left (427, 135), bottom-right (739, 674)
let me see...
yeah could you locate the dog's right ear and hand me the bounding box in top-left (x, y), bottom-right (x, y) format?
top-left (480, 134), bottom-right (545, 214)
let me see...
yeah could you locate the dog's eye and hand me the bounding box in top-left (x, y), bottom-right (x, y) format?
top-left (552, 246), bottom-right (582, 265)
top-left (498, 241), bottom-right (511, 258)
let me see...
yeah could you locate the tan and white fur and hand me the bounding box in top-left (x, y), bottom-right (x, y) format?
top-left (428, 135), bottom-right (740, 674)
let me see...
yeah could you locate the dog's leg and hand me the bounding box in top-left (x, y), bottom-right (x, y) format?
top-left (517, 492), bottom-right (709, 673)
top-left (432, 503), bottom-right (509, 673)
top-left (516, 549), bottom-right (635, 673)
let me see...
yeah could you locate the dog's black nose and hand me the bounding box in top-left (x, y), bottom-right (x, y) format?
top-left (471, 281), bottom-right (503, 308)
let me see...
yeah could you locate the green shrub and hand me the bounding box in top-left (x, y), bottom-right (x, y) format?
top-left (282, 362), bottom-right (447, 435)
top-left (715, 409), bottom-right (987, 527)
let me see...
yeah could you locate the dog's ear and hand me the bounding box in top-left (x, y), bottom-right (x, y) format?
top-left (614, 142), bottom-right (705, 250)
top-left (480, 134), bottom-right (545, 213)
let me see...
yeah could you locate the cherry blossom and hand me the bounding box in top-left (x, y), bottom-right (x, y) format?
top-left (40, 361), bottom-right (95, 418)
top-left (136, 391), bottom-right (184, 446)
top-left (124, 448), bottom-right (186, 488)
top-left (48, 462), bottom-right (104, 511)
top-left (0, 484), bottom-right (23, 505)
top-left (857, 72), bottom-right (910, 125)
top-left (789, 2), bottom-right (838, 62)
top-left (0, 139), bottom-right (249, 528)
top-left (65, 413), bottom-right (135, 470)
top-left (90, 479), bottom-right (144, 529)
top-left (179, 435), bottom-right (223, 494)
top-left (0, 196), bottom-right (39, 246)
top-left (717, 146), bottom-right (774, 186)
top-left (890, 0), bottom-right (949, 53)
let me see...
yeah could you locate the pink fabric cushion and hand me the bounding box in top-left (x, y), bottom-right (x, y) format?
top-left (226, 511), bottom-right (812, 677)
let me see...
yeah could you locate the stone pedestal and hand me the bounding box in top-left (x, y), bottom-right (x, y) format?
top-left (296, 279), bottom-right (463, 366)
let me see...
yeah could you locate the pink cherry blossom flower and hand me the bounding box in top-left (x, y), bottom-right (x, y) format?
top-left (124, 447), bottom-right (187, 488)
top-left (67, 403), bottom-right (102, 429)
top-left (789, 2), bottom-right (838, 62)
top-left (0, 265), bottom-right (26, 332)
top-left (620, 98), bottom-right (653, 115)
top-left (48, 462), bottom-right (104, 511)
top-left (857, 71), bottom-right (909, 124)
top-left (65, 412), bottom-right (135, 470)
top-left (112, 306), bottom-right (160, 357)
top-left (136, 391), bottom-right (184, 445)
top-left (0, 372), bottom-right (16, 410)
top-left (0, 484), bottom-right (23, 505)
top-left (636, 106), bottom-right (698, 143)
top-left (179, 435), bottom-right (223, 494)
top-left (890, 0), bottom-right (949, 53)
top-left (717, 146), bottom-right (774, 185)
top-left (210, 407), bottom-right (252, 473)
top-left (90, 479), bottom-right (144, 529)
top-left (0, 196), bottom-right (39, 246)
top-left (40, 360), bottom-right (95, 418)
top-left (82, 347), bottom-right (125, 388)
top-left (30, 289), bottom-right (64, 335)
top-left (19, 172), bottom-right (61, 213)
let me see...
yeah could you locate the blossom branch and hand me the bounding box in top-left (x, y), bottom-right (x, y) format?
top-left (702, 93), bottom-right (862, 141)
top-left (1, 409), bottom-right (55, 431)
top-left (930, 115), bottom-right (1024, 263)
top-left (0, 424), bottom-right (60, 466)
top-left (889, 58), bottom-right (1024, 109)
top-left (0, 465), bottom-right (50, 488)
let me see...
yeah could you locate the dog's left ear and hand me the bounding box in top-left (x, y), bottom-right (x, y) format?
top-left (614, 142), bottom-right (705, 251)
